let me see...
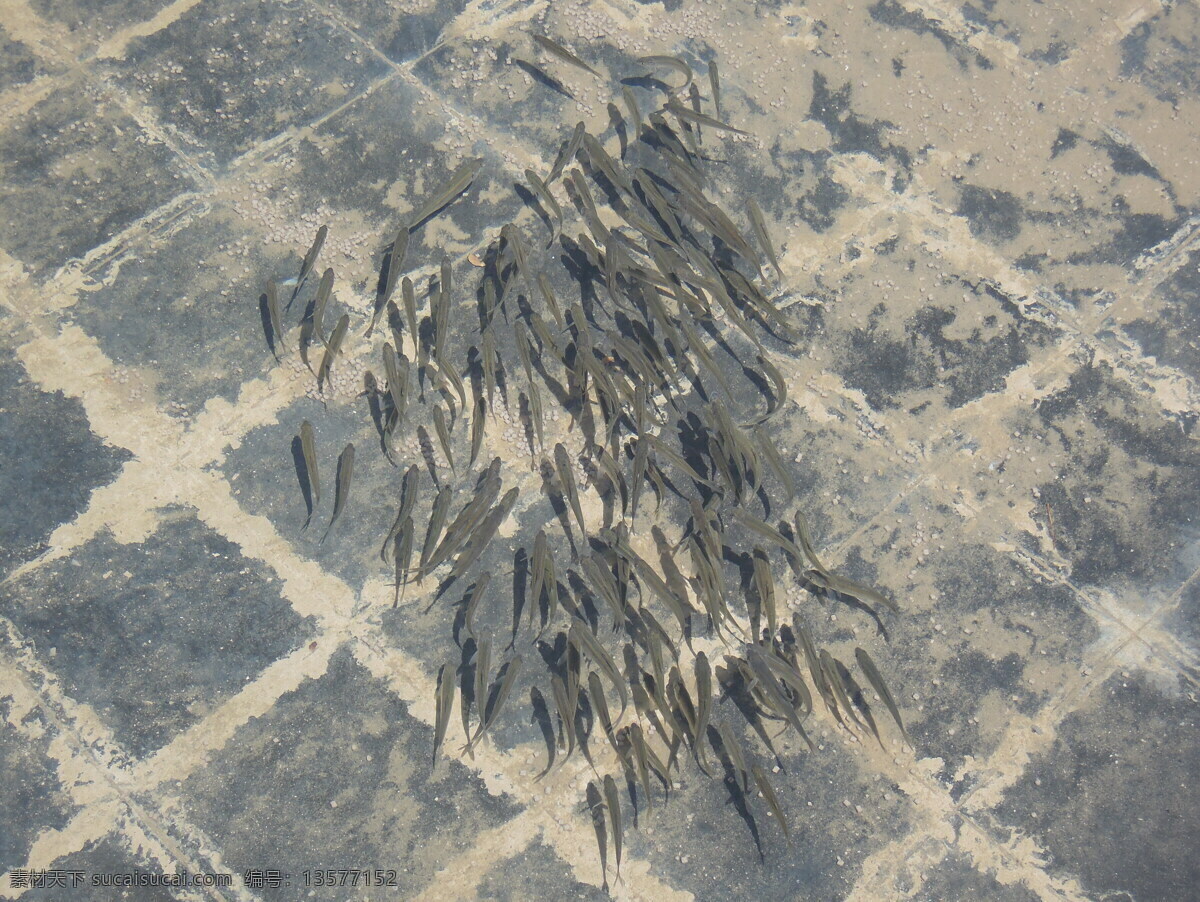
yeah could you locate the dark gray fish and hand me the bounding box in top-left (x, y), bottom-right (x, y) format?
top-left (550, 674), bottom-right (577, 761)
top-left (433, 403), bottom-right (456, 476)
top-left (553, 444), bottom-right (587, 540)
top-left (665, 96), bottom-right (748, 135)
top-left (715, 721), bottom-right (750, 791)
top-left (747, 645), bottom-right (814, 750)
top-left (409, 158), bottom-right (485, 230)
top-left (746, 353), bottom-right (788, 425)
top-left (709, 61), bottom-right (722, 119)
top-left (322, 443), bottom-right (354, 543)
top-left (392, 515), bottom-right (415, 607)
top-left (531, 33), bottom-right (601, 78)
top-left (751, 764), bottom-right (790, 839)
top-left (732, 508), bottom-right (805, 570)
top-left (447, 487), bottom-right (519, 584)
top-left (437, 354), bottom-right (468, 421)
top-left (752, 549), bottom-right (778, 637)
top-left (265, 280), bottom-right (286, 351)
top-left (588, 671), bottom-right (618, 752)
top-left (371, 228), bottom-right (409, 338)
top-left (602, 773), bottom-right (622, 881)
top-left (747, 197), bottom-right (781, 277)
top-left (316, 314), bottom-right (349, 395)
top-left (640, 54), bottom-right (693, 92)
top-left (585, 780), bottom-right (609, 893)
top-left (474, 639), bottom-right (492, 740)
top-left (755, 425), bottom-right (796, 500)
top-left (421, 485), bottom-right (453, 573)
top-left (856, 647), bottom-right (909, 746)
top-left (622, 85), bottom-right (642, 134)
top-left (402, 277), bottom-right (419, 357)
top-left (382, 343), bottom-right (410, 434)
top-left (527, 382), bottom-right (545, 453)
top-left (524, 168), bottom-right (563, 245)
top-left (433, 661), bottom-right (456, 764)
top-left (464, 572), bottom-right (491, 638)
top-left (481, 328), bottom-right (497, 412)
top-left (535, 273), bottom-right (565, 329)
top-left (475, 655), bottom-right (523, 745)
top-left (694, 652), bottom-right (714, 770)
top-left (312, 267), bottom-right (334, 343)
top-left (569, 620), bottom-right (627, 714)
top-left (807, 568), bottom-right (900, 614)
top-left (292, 224), bottom-right (327, 305)
top-left (299, 419), bottom-right (320, 528)
top-left (820, 649), bottom-right (861, 733)
top-left (382, 464), bottom-right (421, 562)
top-left (548, 121), bottom-right (585, 185)
top-left (469, 395), bottom-right (486, 470)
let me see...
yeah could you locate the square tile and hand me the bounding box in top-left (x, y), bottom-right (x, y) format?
top-left (981, 669), bottom-right (1200, 902)
top-left (0, 342), bottom-right (131, 579)
top-left (165, 647), bottom-right (521, 901)
top-left (0, 74), bottom-right (198, 278)
top-left (0, 509), bottom-right (315, 758)
top-left (99, 0), bottom-right (389, 170)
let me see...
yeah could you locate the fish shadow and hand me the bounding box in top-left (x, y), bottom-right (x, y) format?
top-left (290, 435), bottom-right (314, 527)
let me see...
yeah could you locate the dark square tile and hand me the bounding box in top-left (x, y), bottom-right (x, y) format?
top-left (475, 837), bottom-right (607, 902)
top-left (0, 75), bottom-right (198, 278)
top-left (0, 509), bottom-right (314, 758)
top-left (99, 0), bottom-right (389, 170)
top-left (0, 344), bottom-right (131, 579)
top-left (983, 669), bottom-right (1200, 902)
top-left (167, 647), bottom-right (521, 901)
top-left (16, 831), bottom-right (183, 901)
top-left (0, 693), bottom-right (79, 874)
top-left (329, 0), bottom-right (471, 66)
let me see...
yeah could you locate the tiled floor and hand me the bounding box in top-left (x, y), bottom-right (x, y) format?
top-left (1, 0), bottom-right (1198, 900)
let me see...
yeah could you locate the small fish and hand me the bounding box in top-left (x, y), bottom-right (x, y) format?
top-left (548, 121), bottom-right (585, 184)
top-left (535, 273), bottom-right (565, 329)
top-left (569, 620), bottom-right (627, 714)
top-left (469, 395), bottom-right (486, 470)
top-left (527, 382), bottom-right (545, 452)
top-left (433, 661), bottom-right (456, 764)
top-left (265, 280), bottom-right (286, 351)
top-left (747, 197), bottom-right (781, 277)
top-left (856, 647), bottom-right (909, 746)
top-left (447, 487), bottom-right (519, 584)
top-left (531, 33), bottom-right (602, 78)
top-left (322, 443), bottom-right (354, 542)
top-left (550, 674), bottom-right (577, 760)
top-left (732, 508), bottom-right (805, 570)
top-left (622, 86), bottom-right (642, 135)
top-left (393, 515), bottom-right (415, 606)
top-left (409, 158), bottom-right (485, 230)
top-left (715, 721), bottom-right (750, 791)
top-left (747, 645), bottom-right (814, 750)
top-left (584, 780), bottom-right (609, 892)
top-left (381, 464), bottom-right (421, 562)
top-left (291, 224), bottom-right (327, 306)
top-left (746, 353), bottom-right (788, 425)
top-left (751, 764), bottom-right (790, 839)
top-left (807, 568), bottom-right (900, 615)
top-left (421, 485), bottom-right (454, 574)
top-left (554, 443), bottom-right (587, 540)
top-left (474, 640), bottom-right (492, 739)
top-left (464, 572), bottom-right (491, 638)
top-left (402, 277), bottom-right (419, 358)
top-left (316, 314), bottom-right (349, 395)
top-left (694, 652), bottom-right (714, 770)
top-left (639, 54), bottom-right (693, 92)
top-left (437, 354), bottom-right (468, 421)
top-left (752, 549), bottom-right (778, 638)
top-left (755, 425), bottom-right (796, 500)
top-left (709, 60), bottom-right (722, 119)
top-left (298, 420), bottom-right (320, 528)
top-left (433, 403), bottom-right (456, 475)
top-left (525, 168), bottom-right (563, 245)
top-left (312, 268), bottom-right (334, 342)
top-left (602, 773), bottom-right (623, 881)
top-left (665, 96), bottom-right (748, 135)
top-left (588, 671), bottom-right (618, 753)
top-left (481, 328), bottom-right (497, 412)
top-left (475, 655), bottom-right (523, 745)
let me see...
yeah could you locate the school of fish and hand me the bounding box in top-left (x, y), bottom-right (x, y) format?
top-left (257, 35), bottom-right (908, 890)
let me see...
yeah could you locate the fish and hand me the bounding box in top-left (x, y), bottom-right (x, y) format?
top-left (731, 508), bottom-right (806, 571)
top-left (381, 464), bottom-right (421, 561)
top-left (819, 649), bottom-right (861, 733)
top-left (709, 60), bottom-right (722, 119)
top-left (393, 515), bottom-right (415, 606)
top-left (569, 620), bottom-right (627, 714)
top-left (525, 168), bottom-right (563, 245)
top-left (382, 343), bottom-right (410, 434)
top-left (322, 443), bottom-right (354, 542)
top-left (755, 425), bottom-right (796, 500)
top-left (746, 353), bottom-right (788, 425)
top-left (469, 395), bottom-right (486, 470)
top-left (622, 86), bottom-right (642, 135)
top-left (807, 568), bottom-right (899, 614)
top-left (602, 773), bottom-right (623, 880)
top-left (855, 646), bottom-right (909, 746)
top-left (298, 420), bottom-right (320, 528)
top-left (474, 639), bottom-right (492, 740)
top-left (747, 197), bottom-right (781, 277)
top-left (409, 158), bottom-right (485, 230)
top-left (535, 273), bottom-right (565, 329)
top-left (474, 655), bottom-right (523, 745)
top-left (433, 403), bottom-right (456, 475)
top-left (548, 121), bottom-right (585, 184)
top-left (588, 671), bottom-right (618, 753)
top-left (265, 280), bottom-right (286, 351)
top-left (312, 268), bottom-right (334, 343)
top-left (531, 33), bottom-right (602, 78)
top-left (447, 487), bottom-right (519, 584)
top-left (751, 764), bottom-right (790, 839)
top-left (833, 655), bottom-right (882, 747)
top-left (550, 674), bottom-right (577, 760)
top-left (752, 549), bottom-right (778, 638)
top-left (290, 224), bottom-right (327, 306)
top-left (553, 443), bottom-right (587, 540)
top-left (421, 486), bottom-right (453, 573)
top-left (665, 96), bottom-right (748, 135)
top-left (316, 314), bottom-right (349, 395)
top-left (437, 354), bottom-right (468, 421)
top-left (639, 54), bottom-right (693, 92)
top-left (513, 320), bottom-right (535, 387)
top-left (694, 652), bottom-right (714, 769)
top-left (527, 382), bottom-right (545, 452)
top-left (433, 661), bottom-right (456, 764)
top-left (369, 229), bottom-right (409, 338)
top-left (481, 328), bottom-right (497, 412)
top-left (747, 645), bottom-right (814, 750)
top-left (464, 572), bottom-right (491, 638)
top-left (402, 277), bottom-right (419, 358)
top-left (715, 721), bottom-right (750, 791)
top-left (585, 780), bottom-right (609, 893)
